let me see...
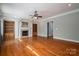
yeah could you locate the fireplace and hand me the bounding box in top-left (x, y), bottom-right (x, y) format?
top-left (22, 30), bottom-right (28, 36)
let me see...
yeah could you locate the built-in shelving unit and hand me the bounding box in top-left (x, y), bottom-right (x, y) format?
top-left (4, 21), bottom-right (15, 40)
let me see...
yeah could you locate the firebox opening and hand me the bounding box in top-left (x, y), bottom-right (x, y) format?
top-left (22, 31), bottom-right (28, 36)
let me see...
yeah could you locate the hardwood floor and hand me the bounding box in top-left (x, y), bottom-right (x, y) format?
top-left (0, 37), bottom-right (79, 56)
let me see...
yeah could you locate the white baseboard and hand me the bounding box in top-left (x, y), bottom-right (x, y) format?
top-left (38, 34), bottom-right (47, 37)
top-left (54, 37), bottom-right (79, 43)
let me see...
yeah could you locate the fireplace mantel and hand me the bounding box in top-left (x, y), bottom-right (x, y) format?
top-left (19, 21), bottom-right (32, 38)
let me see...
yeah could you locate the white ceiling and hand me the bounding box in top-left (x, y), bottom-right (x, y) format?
top-left (0, 3), bottom-right (79, 20)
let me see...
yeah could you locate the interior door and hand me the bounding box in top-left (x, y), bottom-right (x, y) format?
top-left (32, 24), bottom-right (37, 37)
top-left (47, 21), bottom-right (53, 38)
top-left (4, 21), bottom-right (15, 41)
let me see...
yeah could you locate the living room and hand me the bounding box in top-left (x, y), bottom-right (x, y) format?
top-left (0, 3), bottom-right (79, 56)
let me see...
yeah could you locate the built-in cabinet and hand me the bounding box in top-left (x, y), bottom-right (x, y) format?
top-left (4, 21), bottom-right (15, 41)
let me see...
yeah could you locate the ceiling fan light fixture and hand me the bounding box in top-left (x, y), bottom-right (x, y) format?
top-left (34, 16), bottom-right (38, 19)
top-left (30, 10), bottom-right (42, 20)
top-left (68, 4), bottom-right (72, 7)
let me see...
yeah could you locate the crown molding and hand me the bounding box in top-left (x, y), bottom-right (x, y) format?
top-left (40, 8), bottom-right (79, 22)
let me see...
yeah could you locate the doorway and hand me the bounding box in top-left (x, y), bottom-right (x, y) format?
top-left (47, 21), bottom-right (53, 38)
top-left (32, 24), bottom-right (37, 37)
top-left (4, 21), bottom-right (15, 41)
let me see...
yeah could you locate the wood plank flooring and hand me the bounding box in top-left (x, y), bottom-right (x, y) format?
top-left (0, 37), bottom-right (79, 56)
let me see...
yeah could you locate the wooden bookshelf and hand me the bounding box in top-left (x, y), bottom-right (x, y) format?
top-left (4, 21), bottom-right (15, 41)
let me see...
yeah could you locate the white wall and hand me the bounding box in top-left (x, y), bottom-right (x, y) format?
top-left (15, 20), bottom-right (19, 38)
top-left (0, 17), bottom-right (4, 40)
top-left (38, 10), bottom-right (79, 42)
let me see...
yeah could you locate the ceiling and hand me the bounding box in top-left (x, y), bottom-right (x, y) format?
top-left (0, 3), bottom-right (79, 20)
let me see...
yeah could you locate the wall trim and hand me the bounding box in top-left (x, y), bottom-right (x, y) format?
top-left (54, 37), bottom-right (79, 43)
top-left (40, 8), bottom-right (79, 22)
top-left (38, 34), bottom-right (47, 37)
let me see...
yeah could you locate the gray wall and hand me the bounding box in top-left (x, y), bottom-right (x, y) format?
top-left (38, 22), bottom-right (47, 37)
top-left (53, 12), bottom-right (79, 41)
top-left (38, 11), bottom-right (79, 42)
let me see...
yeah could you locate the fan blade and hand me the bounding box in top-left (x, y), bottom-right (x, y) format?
top-left (38, 16), bottom-right (42, 18)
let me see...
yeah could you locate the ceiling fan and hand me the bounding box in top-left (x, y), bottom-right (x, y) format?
top-left (30, 11), bottom-right (42, 19)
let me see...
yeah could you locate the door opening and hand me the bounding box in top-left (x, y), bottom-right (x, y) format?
top-left (32, 24), bottom-right (37, 37)
top-left (47, 21), bottom-right (53, 38)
